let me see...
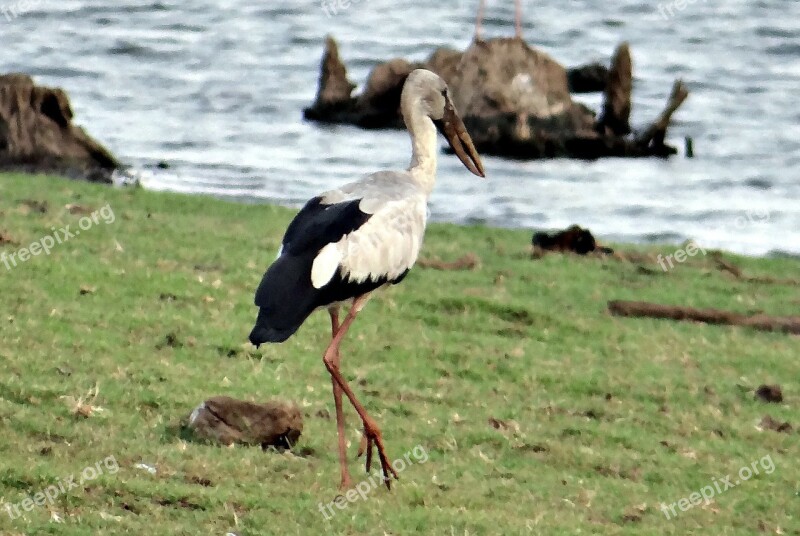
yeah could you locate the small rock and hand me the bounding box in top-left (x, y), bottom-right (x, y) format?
top-left (186, 396), bottom-right (303, 449)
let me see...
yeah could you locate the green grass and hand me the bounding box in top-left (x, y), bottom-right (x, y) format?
top-left (0, 172), bottom-right (798, 535)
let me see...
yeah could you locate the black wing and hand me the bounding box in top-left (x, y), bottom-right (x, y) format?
top-left (249, 197), bottom-right (374, 345)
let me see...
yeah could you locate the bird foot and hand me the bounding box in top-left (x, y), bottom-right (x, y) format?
top-left (357, 423), bottom-right (398, 489)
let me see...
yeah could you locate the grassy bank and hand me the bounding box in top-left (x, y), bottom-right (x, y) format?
top-left (0, 173), bottom-right (798, 535)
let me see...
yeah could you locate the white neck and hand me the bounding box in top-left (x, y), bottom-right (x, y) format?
top-left (403, 99), bottom-right (438, 196)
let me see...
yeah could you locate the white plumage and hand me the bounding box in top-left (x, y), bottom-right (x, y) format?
top-left (308, 172), bottom-right (428, 288)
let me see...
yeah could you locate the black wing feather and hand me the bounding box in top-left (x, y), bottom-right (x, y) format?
top-left (249, 197), bottom-right (378, 345)
top-left (281, 197), bottom-right (371, 254)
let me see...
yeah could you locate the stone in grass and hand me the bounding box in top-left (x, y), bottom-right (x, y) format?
top-left (186, 396), bottom-right (303, 449)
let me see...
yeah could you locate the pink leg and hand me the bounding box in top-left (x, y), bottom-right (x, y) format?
top-left (328, 307), bottom-right (353, 490)
top-left (475, 0), bottom-right (486, 41)
top-left (515, 0), bottom-right (523, 38)
top-left (322, 294), bottom-right (399, 489)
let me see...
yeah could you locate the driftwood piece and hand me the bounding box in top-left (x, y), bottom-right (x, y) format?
top-left (418, 252), bottom-right (479, 271)
top-left (186, 396), bottom-right (304, 449)
top-left (597, 43), bottom-right (632, 136)
top-left (608, 300), bottom-right (800, 335)
top-left (635, 80), bottom-right (689, 154)
top-left (711, 252), bottom-right (800, 286)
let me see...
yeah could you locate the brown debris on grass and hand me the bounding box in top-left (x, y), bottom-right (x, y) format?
top-left (65, 203), bottom-right (94, 215)
top-left (608, 300), bottom-right (800, 335)
top-left (79, 284), bottom-right (96, 295)
top-left (621, 503), bottom-right (648, 523)
top-left (418, 252), bottom-right (480, 271)
top-left (156, 332), bottom-right (183, 349)
top-left (488, 417), bottom-right (520, 433)
top-left (594, 464), bottom-right (642, 481)
top-left (62, 384), bottom-right (104, 418)
top-left (19, 198), bottom-right (48, 213)
top-left (712, 252), bottom-right (800, 286)
top-left (0, 230), bottom-right (18, 246)
top-left (531, 225), bottom-right (614, 256)
top-left (755, 384), bottom-right (783, 403)
top-left (758, 415), bottom-right (792, 433)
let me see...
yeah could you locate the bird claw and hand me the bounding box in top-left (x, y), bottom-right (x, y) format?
top-left (357, 426), bottom-right (398, 489)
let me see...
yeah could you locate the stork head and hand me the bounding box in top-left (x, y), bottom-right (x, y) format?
top-left (401, 69), bottom-right (485, 178)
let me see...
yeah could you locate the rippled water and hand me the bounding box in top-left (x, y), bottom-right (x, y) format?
top-left (3, 0), bottom-right (799, 255)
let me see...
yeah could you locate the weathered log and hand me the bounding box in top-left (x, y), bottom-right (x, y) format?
top-left (0, 74), bottom-right (119, 182)
top-left (608, 300), bottom-right (800, 335)
top-left (755, 384), bottom-right (783, 403)
top-left (635, 79), bottom-right (689, 155)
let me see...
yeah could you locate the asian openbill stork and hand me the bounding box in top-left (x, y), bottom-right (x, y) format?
top-left (475, 0), bottom-right (524, 40)
top-left (249, 69), bottom-right (485, 489)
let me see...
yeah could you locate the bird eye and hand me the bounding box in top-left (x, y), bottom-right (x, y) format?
top-left (440, 89), bottom-right (447, 97)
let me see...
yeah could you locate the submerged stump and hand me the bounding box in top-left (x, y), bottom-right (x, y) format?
top-left (303, 36), bottom-right (688, 160)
